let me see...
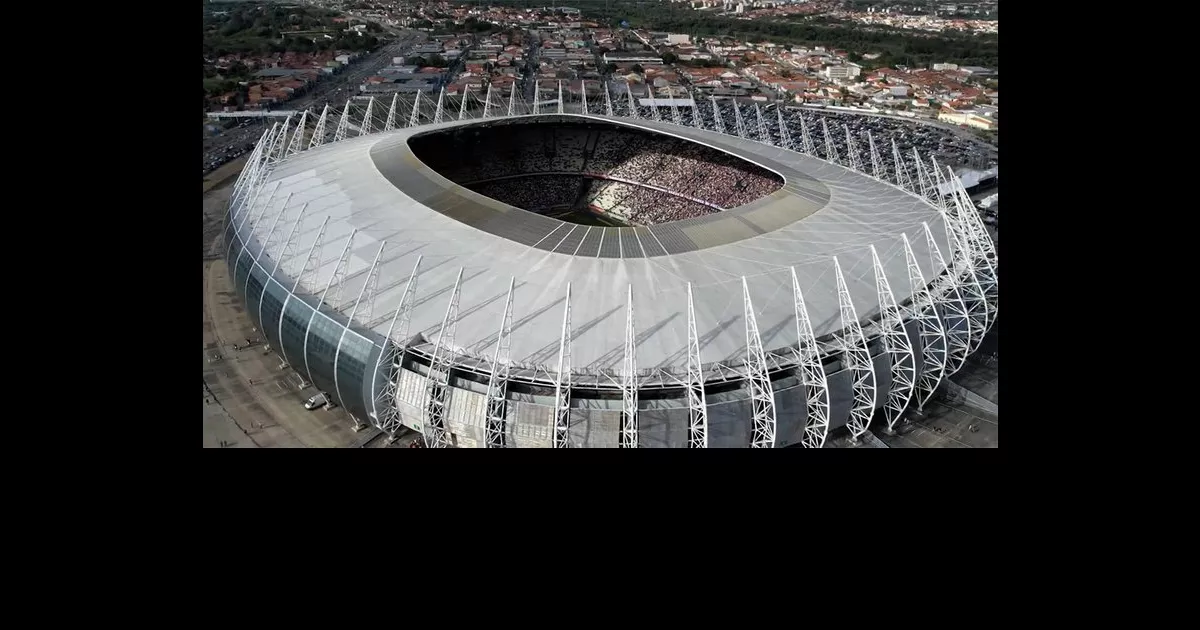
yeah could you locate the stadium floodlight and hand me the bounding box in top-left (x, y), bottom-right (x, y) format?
top-left (333, 241), bottom-right (386, 416)
top-left (383, 93), bottom-right (398, 132)
top-left (333, 101), bottom-right (351, 143)
top-left (422, 267), bottom-right (465, 448)
top-left (834, 256), bottom-right (876, 443)
top-left (789, 267), bottom-right (830, 448)
top-left (685, 283), bottom-right (708, 448)
top-left (484, 278), bottom-right (516, 448)
top-left (742, 277), bottom-right (776, 448)
top-left (619, 285), bottom-right (639, 448)
top-left (870, 245), bottom-right (917, 435)
top-left (308, 104), bottom-right (330, 150)
top-left (371, 255), bottom-right (423, 435)
top-left (902, 232), bottom-right (948, 413)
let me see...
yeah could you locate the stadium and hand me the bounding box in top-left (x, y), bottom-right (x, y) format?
top-left (221, 93), bottom-right (997, 448)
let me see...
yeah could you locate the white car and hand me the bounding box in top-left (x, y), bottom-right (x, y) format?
top-left (304, 393), bottom-right (329, 410)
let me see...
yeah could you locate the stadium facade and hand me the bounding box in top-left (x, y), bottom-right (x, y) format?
top-left (221, 93), bottom-right (997, 448)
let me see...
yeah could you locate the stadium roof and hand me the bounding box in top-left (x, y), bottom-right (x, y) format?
top-left (241, 114), bottom-right (951, 378)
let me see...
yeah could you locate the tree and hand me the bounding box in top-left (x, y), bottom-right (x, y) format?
top-left (427, 54), bottom-right (448, 68)
top-left (631, 64), bottom-right (644, 75)
top-left (662, 52), bottom-right (678, 65)
top-left (604, 62), bottom-right (618, 74)
top-left (848, 51), bottom-right (862, 63)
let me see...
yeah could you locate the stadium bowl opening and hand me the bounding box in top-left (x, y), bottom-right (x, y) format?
top-left (405, 116), bottom-right (785, 228)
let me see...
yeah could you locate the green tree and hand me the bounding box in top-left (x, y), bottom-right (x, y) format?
top-left (631, 64), bottom-right (644, 75)
top-left (662, 52), bottom-right (678, 64)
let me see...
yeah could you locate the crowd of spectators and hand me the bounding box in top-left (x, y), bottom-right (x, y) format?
top-left (469, 176), bottom-right (580, 212)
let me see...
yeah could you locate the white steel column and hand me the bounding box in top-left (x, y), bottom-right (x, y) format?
top-left (789, 267), bottom-right (830, 448)
top-left (383, 93), bottom-right (398, 132)
top-left (870, 245), bottom-right (917, 434)
top-left (754, 104), bottom-right (771, 146)
top-left (370, 256), bottom-right (423, 434)
top-left (285, 110), bottom-right (308, 156)
top-left (902, 232), bottom-right (947, 413)
top-left (557, 80), bottom-right (564, 114)
top-left (669, 91), bottom-right (683, 126)
top-left (689, 90), bottom-right (702, 128)
top-left (731, 102), bottom-right (746, 138)
top-left (409, 91), bottom-right (423, 127)
top-left (581, 81), bottom-right (589, 115)
top-left (458, 88), bottom-right (469, 121)
top-left (777, 107), bottom-right (795, 152)
top-left (435, 88), bottom-right (446, 124)
top-left (709, 96), bottom-right (725, 135)
top-left (650, 92), bottom-right (662, 122)
top-left (271, 115), bottom-right (292, 163)
top-left (332, 101), bottom-right (351, 143)
top-left (834, 257), bottom-right (876, 442)
top-left (422, 268), bottom-right (465, 448)
top-left (821, 118), bottom-right (839, 164)
top-left (685, 283), bottom-right (708, 448)
top-left (507, 85), bottom-right (516, 118)
top-left (844, 124), bottom-right (862, 172)
top-left (534, 80), bottom-right (541, 113)
top-left (911, 148), bottom-right (933, 200)
top-left (228, 181), bottom-right (277, 272)
top-left (604, 82), bottom-right (614, 117)
top-left (619, 285), bottom-right (639, 448)
top-left (867, 131), bottom-right (883, 180)
top-left (301, 230), bottom-right (356, 384)
top-left (891, 138), bottom-right (911, 190)
top-left (932, 163), bottom-right (989, 354)
top-left (484, 278), bottom-right (516, 448)
top-left (360, 96), bottom-right (375, 136)
top-left (626, 83), bottom-right (638, 119)
top-left (798, 112), bottom-right (816, 156)
top-left (923, 222), bottom-right (971, 377)
top-left (742, 277), bottom-right (776, 448)
top-left (483, 84), bottom-right (494, 118)
top-left (244, 193), bottom-right (293, 311)
top-left (333, 241), bottom-right (385, 415)
top-left (552, 283), bottom-right (573, 448)
top-left (308, 104), bottom-right (330, 149)
top-left (277, 215), bottom-right (329, 374)
top-left (257, 201), bottom-right (310, 347)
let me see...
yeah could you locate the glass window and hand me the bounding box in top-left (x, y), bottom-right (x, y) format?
top-left (244, 263), bottom-right (266, 331)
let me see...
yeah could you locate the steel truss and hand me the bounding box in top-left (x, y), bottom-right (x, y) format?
top-left (360, 97), bottom-right (375, 136)
top-left (709, 96), bottom-right (725, 135)
top-left (649, 93), bottom-right (661, 122)
top-left (557, 80), bottom-right (564, 114)
top-left (731, 101), bottom-right (747, 139)
top-left (370, 256), bottom-right (423, 435)
top-left (285, 110), bottom-right (308, 157)
top-left (685, 283), bottom-right (708, 448)
top-left (790, 268), bottom-right (831, 448)
top-left (625, 83), bottom-right (638, 119)
top-left (333, 101), bottom-right (351, 143)
top-left (257, 201), bottom-right (311, 353)
top-left (923, 222), bottom-right (971, 377)
top-left (821, 118), bottom-right (839, 165)
top-left (669, 92), bottom-right (683, 126)
top-left (581, 81), bottom-right (589, 115)
top-left (890, 138), bottom-right (910, 190)
top-left (931, 161), bottom-right (989, 355)
top-left (619, 285), bottom-right (639, 448)
top-left (508, 85), bottom-right (517, 118)
top-left (409, 91), bottom-right (424, 128)
top-left (269, 116), bottom-right (291, 164)
top-left (777, 107), bottom-right (795, 152)
top-left (911, 148), bottom-right (933, 200)
top-left (422, 268), bottom-right (465, 448)
top-left (798, 112), bottom-right (816, 156)
top-left (946, 170), bottom-right (998, 322)
top-left (843, 124), bottom-right (862, 172)
top-left (302, 230), bottom-right (358, 387)
top-left (458, 87), bottom-right (469, 121)
top-left (834, 257), bottom-right (877, 442)
top-left (742, 277), bottom-right (776, 448)
top-left (902, 233), bottom-right (947, 413)
top-left (754, 104), bottom-right (772, 146)
top-left (435, 88), bottom-right (446, 124)
top-left (277, 216), bottom-right (330, 377)
top-left (483, 85), bottom-right (495, 118)
top-left (552, 283), bottom-right (573, 448)
top-left (308, 104), bottom-right (330, 149)
top-left (484, 278), bottom-right (516, 448)
top-left (870, 245), bottom-right (917, 434)
top-left (689, 91), bottom-right (702, 129)
top-left (333, 241), bottom-right (385, 416)
top-left (244, 193), bottom-right (293, 312)
top-left (604, 83), bottom-right (614, 117)
top-left (384, 93), bottom-right (399, 132)
top-left (867, 132), bottom-right (884, 181)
